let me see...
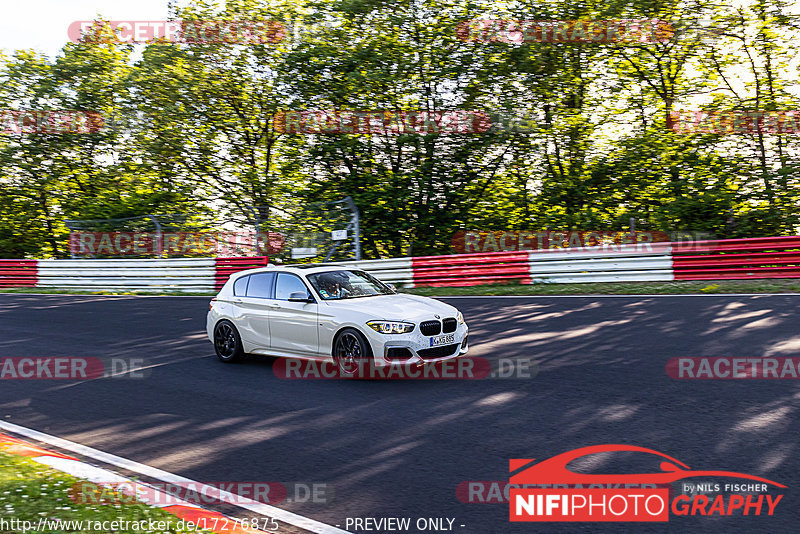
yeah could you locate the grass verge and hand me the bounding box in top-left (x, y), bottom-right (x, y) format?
top-left (0, 452), bottom-right (207, 533)
top-left (403, 279), bottom-right (800, 296)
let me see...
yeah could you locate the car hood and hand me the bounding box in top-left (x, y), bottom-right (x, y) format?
top-left (322, 294), bottom-right (458, 321)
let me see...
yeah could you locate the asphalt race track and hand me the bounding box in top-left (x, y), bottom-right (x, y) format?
top-left (1, 293), bottom-right (799, 533)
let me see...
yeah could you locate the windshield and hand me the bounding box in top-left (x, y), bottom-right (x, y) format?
top-left (307, 270), bottom-right (395, 300)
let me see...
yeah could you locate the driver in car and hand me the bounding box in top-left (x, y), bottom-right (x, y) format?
top-left (319, 276), bottom-right (350, 299)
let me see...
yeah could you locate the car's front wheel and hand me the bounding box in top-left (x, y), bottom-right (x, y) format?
top-left (334, 328), bottom-right (372, 376)
top-left (214, 320), bottom-right (244, 363)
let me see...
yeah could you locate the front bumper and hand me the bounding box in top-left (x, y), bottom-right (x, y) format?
top-left (364, 323), bottom-right (469, 367)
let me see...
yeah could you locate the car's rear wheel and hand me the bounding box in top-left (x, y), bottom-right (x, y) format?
top-left (214, 320), bottom-right (244, 363)
top-left (334, 328), bottom-right (372, 376)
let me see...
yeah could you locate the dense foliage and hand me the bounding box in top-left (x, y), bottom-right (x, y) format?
top-left (1, 0), bottom-right (798, 258)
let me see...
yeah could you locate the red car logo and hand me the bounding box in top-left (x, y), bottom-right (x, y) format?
top-left (510, 444), bottom-right (785, 487)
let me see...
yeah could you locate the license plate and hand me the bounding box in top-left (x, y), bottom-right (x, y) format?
top-left (430, 334), bottom-right (455, 346)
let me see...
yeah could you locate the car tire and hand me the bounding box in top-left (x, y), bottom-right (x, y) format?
top-left (214, 320), bottom-right (244, 363)
top-left (333, 328), bottom-right (373, 377)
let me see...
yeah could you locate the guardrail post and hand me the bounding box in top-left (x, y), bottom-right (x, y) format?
top-left (148, 215), bottom-right (163, 258)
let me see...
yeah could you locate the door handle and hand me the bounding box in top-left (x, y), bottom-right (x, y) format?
top-left (266, 303), bottom-right (281, 309)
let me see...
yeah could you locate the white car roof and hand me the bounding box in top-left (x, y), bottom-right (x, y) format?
top-left (232, 265), bottom-right (363, 278)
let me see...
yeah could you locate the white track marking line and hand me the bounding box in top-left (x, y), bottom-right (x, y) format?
top-left (30, 457), bottom-right (202, 510)
top-left (0, 420), bottom-right (351, 534)
top-left (35, 456), bottom-right (131, 485)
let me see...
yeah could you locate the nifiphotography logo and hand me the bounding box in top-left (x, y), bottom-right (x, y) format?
top-left (509, 445), bottom-right (785, 522)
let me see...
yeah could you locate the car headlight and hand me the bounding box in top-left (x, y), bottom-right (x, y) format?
top-left (457, 311), bottom-right (465, 324)
top-left (367, 321), bottom-right (415, 334)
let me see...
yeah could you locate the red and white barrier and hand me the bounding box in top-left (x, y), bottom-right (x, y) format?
top-left (11, 257), bottom-right (267, 292)
top-left (413, 251), bottom-right (531, 287)
top-left (0, 259), bottom-right (37, 287)
top-left (215, 257), bottom-right (270, 289)
top-left (525, 243), bottom-right (674, 284)
top-left (2, 237), bottom-right (800, 290)
top-left (36, 258), bottom-right (216, 291)
top-left (672, 236), bottom-right (800, 280)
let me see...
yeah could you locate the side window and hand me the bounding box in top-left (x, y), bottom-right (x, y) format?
top-left (233, 275), bottom-right (249, 296)
top-left (246, 272), bottom-right (275, 298)
top-left (275, 273), bottom-right (309, 300)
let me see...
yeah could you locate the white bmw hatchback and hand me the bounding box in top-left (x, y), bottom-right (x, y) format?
top-left (207, 266), bottom-right (469, 373)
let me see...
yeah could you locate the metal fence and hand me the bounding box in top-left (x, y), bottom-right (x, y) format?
top-left (63, 197), bottom-right (361, 262)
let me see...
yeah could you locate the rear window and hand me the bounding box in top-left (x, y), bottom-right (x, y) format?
top-left (233, 275), bottom-right (249, 296)
top-left (246, 272), bottom-right (276, 298)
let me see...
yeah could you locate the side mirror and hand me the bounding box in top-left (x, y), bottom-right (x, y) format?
top-left (288, 291), bottom-right (313, 303)
top-left (387, 283), bottom-right (397, 292)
